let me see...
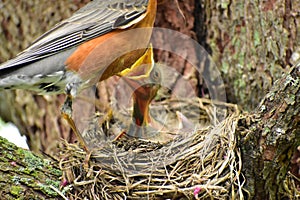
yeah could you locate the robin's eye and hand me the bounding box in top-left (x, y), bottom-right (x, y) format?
top-left (151, 68), bottom-right (161, 82)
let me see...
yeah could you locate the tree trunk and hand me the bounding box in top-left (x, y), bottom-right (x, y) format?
top-left (205, 0), bottom-right (300, 111)
top-left (239, 63), bottom-right (300, 199)
top-left (203, 1), bottom-right (300, 198)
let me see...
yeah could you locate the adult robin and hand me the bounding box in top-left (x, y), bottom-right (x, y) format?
top-left (0, 0), bottom-right (157, 150)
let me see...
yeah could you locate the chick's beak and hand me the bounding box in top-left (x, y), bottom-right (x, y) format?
top-left (131, 82), bottom-right (160, 126)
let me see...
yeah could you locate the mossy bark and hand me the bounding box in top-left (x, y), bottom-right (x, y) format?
top-left (0, 137), bottom-right (61, 199)
top-left (238, 63), bottom-right (300, 199)
top-left (203, 1), bottom-right (300, 198)
top-left (205, 0), bottom-right (300, 111)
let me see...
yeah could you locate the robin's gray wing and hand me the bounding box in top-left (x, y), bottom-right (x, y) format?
top-left (0, 0), bottom-right (149, 70)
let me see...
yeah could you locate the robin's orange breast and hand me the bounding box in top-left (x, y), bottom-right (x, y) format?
top-left (65, 0), bottom-right (157, 82)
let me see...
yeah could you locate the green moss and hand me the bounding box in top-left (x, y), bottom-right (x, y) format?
top-left (253, 30), bottom-right (261, 47)
top-left (284, 94), bottom-right (295, 105)
top-left (16, 148), bottom-right (26, 156)
top-left (49, 167), bottom-right (62, 177)
top-left (23, 151), bottom-right (44, 170)
top-left (7, 153), bottom-right (15, 160)
top-left (12, 176), bottom-right (21, 185)
top-left (234, 78), bottom-right (246, 91)
top-left (220, 0), bottom-right (230, 9)
top-left (45, 178), bottom-right (60, 188)
top-left (19, 177), bottom-right (34, 185)
top-left (0, 135), bottom-right (62, 199)
top-left (37, 182), bottom-right (58, 196)
top-left (10, 185), bottom-right (24, 196)
top-left (221, 62), bottom-right (229, 74)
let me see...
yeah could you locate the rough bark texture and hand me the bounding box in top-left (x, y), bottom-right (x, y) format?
top-left (0, 137), bottom-right (61, 199)
top-left (204, 1), bottom-right (300, 198)
top-left (205, 0), bottom-right (300, 111)
top-left (239, 63), bottom-right (300, 199)
top-left (154, 0), bottom-right (198, 85)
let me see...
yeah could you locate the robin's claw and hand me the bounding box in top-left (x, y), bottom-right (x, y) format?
top-left (61, 95), bottom-right (89, 151)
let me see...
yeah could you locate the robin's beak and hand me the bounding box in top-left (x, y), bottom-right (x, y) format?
top-left (119, 45), bottom-right (161, 126)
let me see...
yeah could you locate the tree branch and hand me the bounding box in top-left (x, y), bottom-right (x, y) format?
top-left (239, 62), bottom-right (300, 199)
top-left (0, 137), bottom-right (61, 199)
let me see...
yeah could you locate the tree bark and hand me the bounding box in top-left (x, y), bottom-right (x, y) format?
top-left (205, 0), bottom-right (300, 111)
top-left (239, 63), bottom-right (300, 199)
top-left (203, 1), bottom-right (300, 198)
top-left (0, 137), bottom-right (61, 199)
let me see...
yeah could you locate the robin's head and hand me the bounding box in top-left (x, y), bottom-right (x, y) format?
top-left (118, 44), bottom-right (162, 126)
top-left (128, 63), bottom-right (161, 101)
top-left (118, 44), bottom-right (161, 100)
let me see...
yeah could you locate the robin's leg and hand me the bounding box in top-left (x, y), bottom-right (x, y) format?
top-left (61, 83), bottom-right (89, 151)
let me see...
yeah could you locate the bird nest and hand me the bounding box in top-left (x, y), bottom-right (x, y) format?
top-left (58, 98), bottom-right (244, 199)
